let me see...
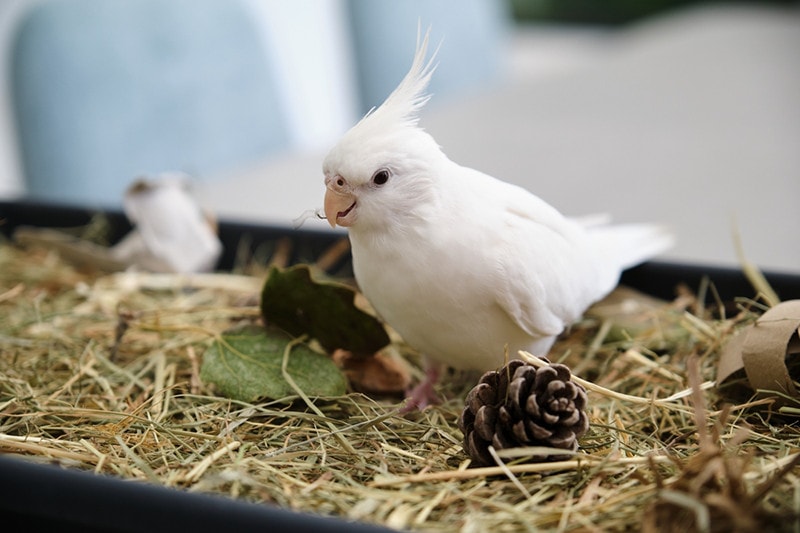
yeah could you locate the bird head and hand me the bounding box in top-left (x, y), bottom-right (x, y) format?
top-left (322, 30), bottom-right (445, 232)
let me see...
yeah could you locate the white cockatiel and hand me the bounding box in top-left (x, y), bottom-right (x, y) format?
top-left (322, 33), bottom-right (672, 407)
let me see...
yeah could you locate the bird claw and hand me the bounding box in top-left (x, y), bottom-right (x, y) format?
top-left (399, 363), bottom-right (442, 413)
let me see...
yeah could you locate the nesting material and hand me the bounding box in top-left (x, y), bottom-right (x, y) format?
top-left (1, 238), bottom-right (799, 532)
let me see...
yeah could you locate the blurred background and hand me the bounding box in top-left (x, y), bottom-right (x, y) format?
top-left (0, 0), bottom-right (798, 272)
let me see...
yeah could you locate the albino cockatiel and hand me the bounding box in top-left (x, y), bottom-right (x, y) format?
top-left (322, 33), bottom-right (672, 408)
top-left (112, 173), bottom-right (222, 273)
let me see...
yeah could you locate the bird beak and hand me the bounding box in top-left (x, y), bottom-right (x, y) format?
top-left (324, 176), bottom-right (357, 228)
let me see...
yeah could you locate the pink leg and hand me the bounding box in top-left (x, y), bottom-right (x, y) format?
top-left (401, 359), bottom-right (443, 412)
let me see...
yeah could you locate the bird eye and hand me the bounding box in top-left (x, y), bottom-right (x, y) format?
top-left (371, 169), bottom-right (390, 186)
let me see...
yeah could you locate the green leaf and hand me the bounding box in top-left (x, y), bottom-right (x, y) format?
top-left (200, 325), bottom-right (347, 402)
top-left (260, 265), bottom-right (390, 356)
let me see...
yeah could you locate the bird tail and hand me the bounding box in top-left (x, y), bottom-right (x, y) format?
top-left (587, 223), bottom-right (674, 271)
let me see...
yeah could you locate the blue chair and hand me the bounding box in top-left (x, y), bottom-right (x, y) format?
top-left (11, 0), bottom-right (289, 206)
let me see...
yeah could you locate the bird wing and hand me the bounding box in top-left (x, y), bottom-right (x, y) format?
top-left (461, 170), bottom-right (613, 339)
top-left (493, 213), bottom-right (592, 338)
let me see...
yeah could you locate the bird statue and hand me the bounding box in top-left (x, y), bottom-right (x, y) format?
top-left (322, 31), bottom-right (672, 409)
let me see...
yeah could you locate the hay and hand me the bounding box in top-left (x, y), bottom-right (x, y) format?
top-left (1, 238), bottom-right (799, 532)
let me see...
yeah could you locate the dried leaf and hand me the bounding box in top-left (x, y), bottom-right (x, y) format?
top-left (332, 349), bottom-right (411, 394)
top-left (260, 265), bottom-right (390, 356)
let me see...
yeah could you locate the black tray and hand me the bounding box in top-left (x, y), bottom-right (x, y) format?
top-left (2, 199), bottom-right (798, 302)
top-left (0, 454), bottom-right (392, 533)
top-left (1, 199), bottom-right (798, 532)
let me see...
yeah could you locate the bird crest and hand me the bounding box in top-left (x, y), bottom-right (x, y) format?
top-left (344, 29), bottom-right (438, 145)
top-left (368, 28), bottom-right (437, 127)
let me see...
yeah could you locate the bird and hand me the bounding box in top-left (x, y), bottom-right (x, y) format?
top-left (113, 173), bottom-right (222, 274)
top-left (322, 31), bottom-right (673, 409)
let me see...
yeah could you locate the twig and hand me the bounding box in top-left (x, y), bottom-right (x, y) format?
top-left (488, 445), bottom-right (533, 499)
top-left (731, 218), bottom-right (780, 306)
top-left (0, 283), bottom-right (24, 303)
top-left (370, 455), bottom-right (673, 487)
top-left (186, 346), bottom-right (202, 395)
top-left (314, 238), bottom-right (351, 272)
top-left (183, 440), bottom-right (242, 483)
top-left (0, 434), bottom-right (99, 464)
top-left (519, 352), bottom-right (711, 414)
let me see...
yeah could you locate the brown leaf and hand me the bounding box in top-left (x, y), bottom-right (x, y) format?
top-left (332, 349), bottom-right (411, 394)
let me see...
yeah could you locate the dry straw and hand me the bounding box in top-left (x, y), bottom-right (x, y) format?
top-left (1, 235), bottom-right (798, 531)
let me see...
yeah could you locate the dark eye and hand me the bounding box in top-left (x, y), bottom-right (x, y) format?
top-left (371, 169), bottom-right (390, 186)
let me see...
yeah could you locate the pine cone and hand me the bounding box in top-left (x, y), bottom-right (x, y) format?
top-left (458, 358), bottom-right (589, 466)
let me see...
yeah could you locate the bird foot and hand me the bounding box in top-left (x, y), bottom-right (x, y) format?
top-left (400, 364), bottom-right (442, 413)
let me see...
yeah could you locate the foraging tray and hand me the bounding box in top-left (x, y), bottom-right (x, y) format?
top-left (1, 199), bottom-right (798, 532)
top-left (3, 200), bottom-right (798, 302)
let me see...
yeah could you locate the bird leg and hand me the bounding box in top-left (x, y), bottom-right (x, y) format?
top-left (401, 358), bottom-right (443, 412)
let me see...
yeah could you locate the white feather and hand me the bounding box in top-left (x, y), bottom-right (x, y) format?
top-left (360, 27), bottom-right (438, 130)
top-left (588, 223), bottom-right (675, 271)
